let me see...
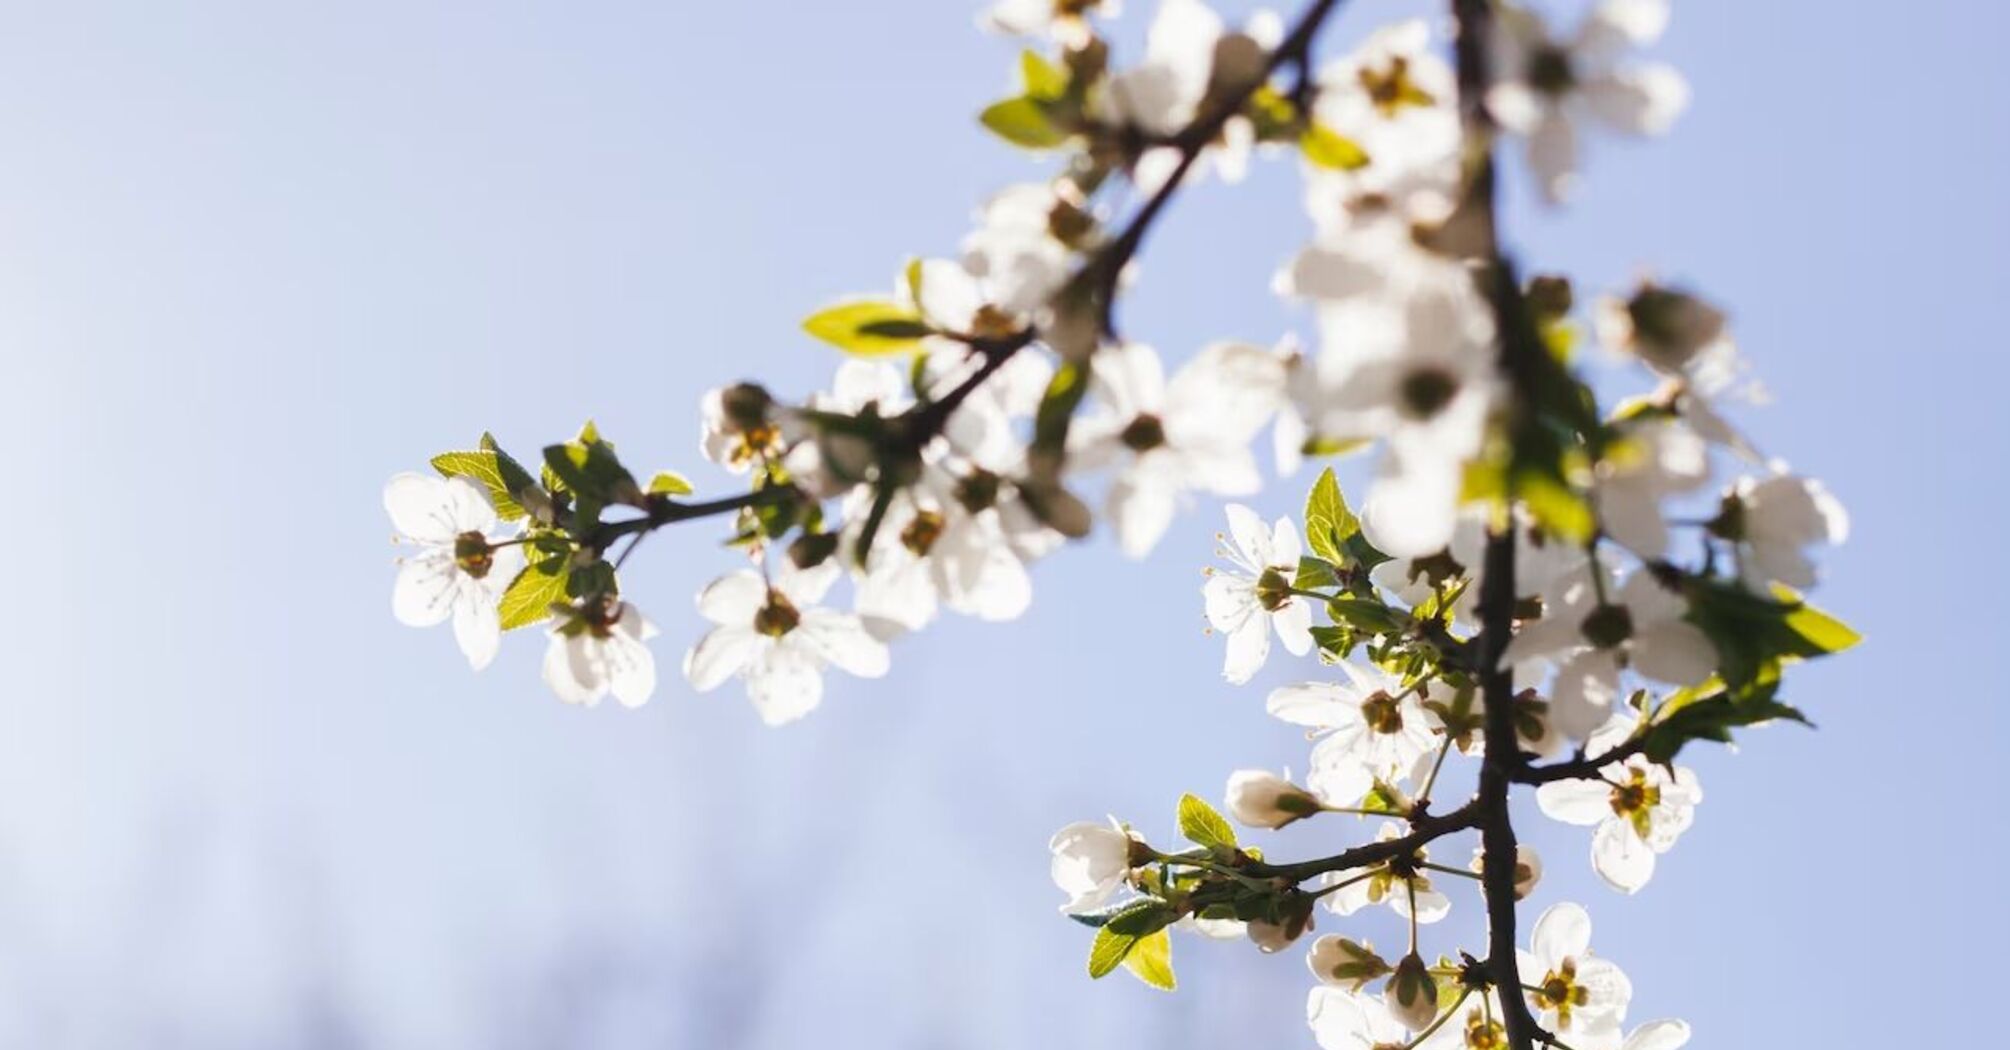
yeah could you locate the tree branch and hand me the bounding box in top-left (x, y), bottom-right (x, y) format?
top-left (1242, 799), bottom-right (1480, 883)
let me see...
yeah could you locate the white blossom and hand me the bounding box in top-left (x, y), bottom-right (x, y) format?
top-left (1537, 716), bottom-right (1701, 893)
top-left (1320, 823), bottom-right (1451, 924)
top-left (683, 561), bottom-right (890, 726)
top-left (1072, 341), bottom-right (1283, 557)
top-left (1593, 418), bottom-right (1710, 562)
top-left (1517, 902), bottom-right (1633, 1046)
top-left (1307, 987), bottom-right (1409, 1050)
top-left (1048, 818), bottom-right (1141, 913)
top-left (1102, 0), bottom-right (1279, 192)
top-left (1268, 662), bottom-right (1440, 803)
top-left (1487, 0), bottom-right (1689, 201)
top-left (1724, 470), bottom-right (1848, 591)
top-left (384, 473), bottom-right (523, 671)
top-left (699, 383), bottom-right (785, 474)
top-left (542, 598), bottom-right (659, 709)
top-left (1504, 566), bottom-right (1717, 740)
top-left (1300, 19), bottom-right (1461, 233)
top-left (982, 0), bottom-right (1119, 47)
top-left (1204, 503), bottom-right (1315, 683)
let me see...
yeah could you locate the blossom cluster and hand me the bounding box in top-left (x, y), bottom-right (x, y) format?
top-left (381, 0), bottom-right (1856, 1046)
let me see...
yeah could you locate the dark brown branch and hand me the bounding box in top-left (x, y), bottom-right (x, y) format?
top-left (1242, 799), bottom-right (1481, 883)
top-left (1451, 0), bottom-right (1546, 1046)
top-left (586, 485), bottom-right (798, 550)
top-left (1516, 736), bottom-right (1650, 784)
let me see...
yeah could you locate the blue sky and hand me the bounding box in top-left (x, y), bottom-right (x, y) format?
top-left (0, 0), bottom-right (2002, 1046)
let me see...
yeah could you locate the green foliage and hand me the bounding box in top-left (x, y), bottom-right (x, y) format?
top-left (1086, 898), bottom-right (1179, 980)
top-left (1176, 794), bottom-right (1237, 852)
top-left (1121, 929), bottom-right (1176, 990)
top-left (802, 300), bottom-right (934, 356)
top-left (498, 558), bottom-right (570, 631)
top-left (1300, 124), bottom-right (1370, 171)
top-left (979, 50), bottom-right (1076, 150)
top-left (1303, 467), bottom-right (1387, 570)
top-left (1683, 580), bottom-right (1860, 689)
top-left (542, 421), bottom-right (639, 515)
top-left (430, 432), bottom-right (541, 521)
top-left (647, 470), bottom-right (694, 496)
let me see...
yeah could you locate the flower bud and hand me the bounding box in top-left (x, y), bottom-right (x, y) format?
top-left (1385, 953), bottom-right (1441, 1033)
top-left (1048, 819), bottom-right (1140, 913)
top-left (1225, 770), bottom-right (1323, 829)
top-left (1305, 935), bottom-right (1391, 991)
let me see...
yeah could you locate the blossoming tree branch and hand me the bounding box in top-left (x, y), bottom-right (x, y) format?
top-left (382, 0), bottom-right (1855, 1046)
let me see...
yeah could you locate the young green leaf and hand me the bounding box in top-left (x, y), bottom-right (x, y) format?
top-left (648, 470), bottom-right (695, 496)
top-left (1121, 929), bottom-right (1176, 991)
top-left (979, 96), bottom-right (1068, 149)
top-left (497, 559), bottom-right (570, 631)
top-left (802, 300), bottom-right (933, 356)
top-left (1176, 793), bottom-right (1238, 852)
top-left (1301, 124), bottom-right (1371, 171)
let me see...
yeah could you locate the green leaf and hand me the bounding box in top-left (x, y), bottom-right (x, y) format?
top-left (1020, 50), bottom-right (1067, 100)
top-left (1517, 471), bottom-right (1594, 545)
top-left (1176, 793), bottom-right (1237, 852)
top-left (1640, 690), bottom-right (1810, 764)
top-left (647, 470), bottom-right (694, 496)
top-left (1301, 124), bottom-right (1370, 171)
top-left (543, 423), bottom-right (637, 508)
top-left (1121, 929), bottom-right (1176, 991)
top-left (802, 300), bottom-right (933, 356)
top-left (1294, 555), bottom-right (1341, 591)
top-left (1326, 597), bottom-right (1405, 635)
top-left (1088, 925), bottom-right (1135, 979)
top-left (1685, 580), bottom-right (1859, 688)
top-left (980, 96), bottom-right (1068, 149)
top-left (498, 558), bottom-right (570, 631)
top-left (432, 432), bottom-right (543, 522)
top-left (1303, 467), bottom-right (1361, 565)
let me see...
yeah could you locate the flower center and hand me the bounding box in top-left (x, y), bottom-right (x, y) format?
top-left (1531, 959), bottom-right (1590, 1027)
top-left (1610, 768), bottom-right (1663, 837)
top-left (1254, 567), bottom-right (1294, 612)
top-left (901, 509), bottom-right (947, 556)
top-left (1362, 690), bottom-right (1406, 734)
top-left (1120, 413), bottom-right (1168, 452)
top-left (1463, 1013), bottom-right (1506, 1050)
top-left (754, 591), bottom-right (802, 637)
top-left (1579, 603), bottom-right (1634, 649)
top-left (1529, 45), bottom-right (1576, 95)
top-left (1398, 366), bottom-right (1459, 420)
top-left (452, 531), bottom-right (496, 579)
top-left (955, 469), bottom-right (1002, 514)
top-left (1358, 55), bottom-right (1436, 116)
top-left (970, 305), bottom-right (1021, 340)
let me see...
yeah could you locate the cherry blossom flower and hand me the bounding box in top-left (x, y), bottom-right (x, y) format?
top-left (1307, 987), bottom-right (1410, 1050)
top-left (699, 383), bottom-right (786, 474)
top-left (982, 0), bottom-right (1119, 47)
top-left (1320, 822), bottom-right (1451, 924)
top-left (384, 473), bottom-right (523, 671)
top-left (961, 181), bottom-right (1088, 319)
top-left (542, 597), bottom-right (659, 708)
top-left (1072, 341), bottom-right (1283, 557)
top-left (1471, 842), bottom-right (1544, 900)
top-left (1102, 0), bottom-right (1280, 191)
top-left (848, 463), bottom-right (1036, 633)
top-left (1592, 418), bottom-right (1710, 562)
top-left (1517, 902), bottom-right (1633, 1045)
top-left (1537, 716), bottom-right (1701, 893)
top-left (683, 561), bottom-right (890, 726)
top-left (1268, 662), bottom-right (1440, 803)
top-left (1487, 0), bottom-right (1689, 201)
top-left (1306, 935), bottom-right (1392, 991)
top-left (1204, 503), bottom-right (1315, 683)
top-left (1504, 566), bottom-right (1717, 739)
top-left (1048, 818), bottom-right (1143, 913)
top-left (1301, 19), bottom-right (1461, 233)
top-left (1721, 470), bottom-right (1849, 591)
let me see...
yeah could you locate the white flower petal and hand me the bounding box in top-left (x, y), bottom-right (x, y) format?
top-left (1592, 817), bottom-right (1657, 893)
top-left (1531, 901), bottom-right (1592, 967)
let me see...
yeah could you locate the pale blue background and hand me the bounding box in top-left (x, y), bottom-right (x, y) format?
top-left (0, 1), bottom-right (2000, 1046)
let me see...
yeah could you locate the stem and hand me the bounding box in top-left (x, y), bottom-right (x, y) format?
top-left (1516, 736), bottom-right (1650, 784)
top-left (1419, 861), bottom-right (1483, 882)
top-left (1415, 736), bottom-right (1455, 805)
top-left (585, 485), bottom-right (796, 551)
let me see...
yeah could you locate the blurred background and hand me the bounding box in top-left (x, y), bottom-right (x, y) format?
top-left (0, 0), bottom-right (2002, 1046)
